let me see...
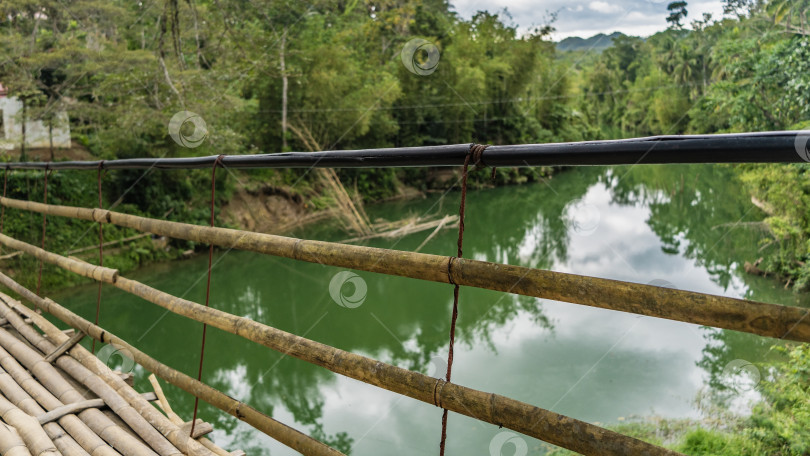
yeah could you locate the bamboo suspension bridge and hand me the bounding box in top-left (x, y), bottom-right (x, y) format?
top-left (0, 131), bottom-right (807, 456)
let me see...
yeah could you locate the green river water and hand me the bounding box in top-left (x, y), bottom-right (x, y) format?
top-left (52, 164), bottom-right (810, 455)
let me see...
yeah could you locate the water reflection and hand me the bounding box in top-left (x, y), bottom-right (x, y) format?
top-left (53, 164), bottom-right (809, 455)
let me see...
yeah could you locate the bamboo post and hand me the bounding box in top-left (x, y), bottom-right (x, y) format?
top-left (0, 351), bottom-right (119, 456)
top-left (0, 286), bottom-right (344, 456)
top-left (0, 271), bottom-right (681, 456)
top-left (1, 197), bottom-right (808, 343)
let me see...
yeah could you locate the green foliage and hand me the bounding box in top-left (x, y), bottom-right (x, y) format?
top-left (0, 169), bottom-right (174, 292)
top-left (548, 345), bottom-right (810, 456)
top-left (572, 4), bottom-right (810, 289)
top-left (738, 162), bottom-right (810, 289)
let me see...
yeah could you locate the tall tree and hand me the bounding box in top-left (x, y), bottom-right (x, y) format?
top-left (666, 1), bottom-right (689, 28)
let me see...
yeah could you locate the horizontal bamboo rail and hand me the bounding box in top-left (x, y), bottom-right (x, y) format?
top-left (2, 196), bottom-right (809, 343)
top-left (0, 276), bottom-right (346, 456)
top-left (0, 241), bottom-right (682, 456)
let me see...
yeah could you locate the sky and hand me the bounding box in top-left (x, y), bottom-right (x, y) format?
top-left (451, 0), bottom-right (726, 40)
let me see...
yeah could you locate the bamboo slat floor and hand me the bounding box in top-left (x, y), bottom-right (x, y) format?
top-left (0, 291), bottom-right (238, 456)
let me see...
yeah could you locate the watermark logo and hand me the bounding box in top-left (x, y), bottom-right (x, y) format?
top-left (400, 38), bottom-right (440, 76)
top-left (168, 111), bottom-right (208, 148)
top-left (489, 431), bottom-right (528, 456)
top-left (721, 359), bottom-right (761, 393)
top-left (426, 355), bottom-right (447, 379)
top-left (795, 131), bottom-right (810, 162)
top-left (329, 271), bottom-right (367, 308)
top-left (97, 343), bottom-right (136, 373)
top-left (565, 201), bottom-right (601, 236)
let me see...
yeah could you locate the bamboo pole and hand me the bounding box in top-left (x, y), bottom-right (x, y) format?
top-left (0, 349), bottom-right (119, 456)
top-left (66, 234), bottom-right (151, 256)
top-left (44, 332), bottom-right (86, 363)
top-left (146, 376), bottom-right (182, 426)
top-left (38, 394), bottom-right (157, 426)
top-left (0, 302), bottom-right (211, 456)
top-left (1, 197), bottom-right (808, 343)
top-left (0, 368), bottom-right (88, 456)
top-left (44, 358), bottom-right (180, 456)
top-left (0, 395), bottom-right (59, 456)
top-left (0, 327), bottom-right (158, 456)
top-left (0, 423), bottom-right (33, 456)
top-left (0, 267), bottom-right (681, 455)
top-left (0, 322), bottom-right (180, 456)
top-left (146, 376), bottom-right (232, 456)
top-left (0, 283), bottom-right (344, 456)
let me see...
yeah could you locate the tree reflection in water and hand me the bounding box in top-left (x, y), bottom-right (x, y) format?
top-left (53, 164), bottom-right (810, 455)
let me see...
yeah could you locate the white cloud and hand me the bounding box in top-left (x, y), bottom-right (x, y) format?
top-left (450, 0), bottom-right (726, 40)
top-left (589, 1), bottom-right (623, 13)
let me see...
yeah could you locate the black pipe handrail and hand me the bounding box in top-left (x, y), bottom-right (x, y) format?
top-left (3, 131), bottom-right (808, 170)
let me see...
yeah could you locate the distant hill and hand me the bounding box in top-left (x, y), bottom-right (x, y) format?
top-left (556, 32), bottom-right (624, 52)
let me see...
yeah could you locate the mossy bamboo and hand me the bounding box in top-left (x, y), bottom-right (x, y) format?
top-left (1, 197), bottom-right (808, 342)
top-left (0, 271), bottom-right (681, 456)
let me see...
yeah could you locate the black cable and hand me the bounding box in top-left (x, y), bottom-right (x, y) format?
top-left (2, 131), bottom-right (806, 170)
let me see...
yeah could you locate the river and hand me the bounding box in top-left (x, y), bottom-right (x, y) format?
top-left (53, 164), bottom-right (810, 455)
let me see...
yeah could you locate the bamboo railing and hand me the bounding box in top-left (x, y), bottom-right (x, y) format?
top-left (1, 196), bottom-right (808, 343)
top-left (1, 133), bottom-right (808, 456)
top-left (0, 234), bottom-right (682, 456)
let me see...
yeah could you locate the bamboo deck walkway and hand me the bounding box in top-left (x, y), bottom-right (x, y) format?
top-left (0, 291), bottom-right (238, 456)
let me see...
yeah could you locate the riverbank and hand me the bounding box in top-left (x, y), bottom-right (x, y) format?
top-left (547, 344), bottom-right (809, 456)
top-left (736, 161), bottom-right (810, 291)
top-left (0, 162), bottom-right (554, 295)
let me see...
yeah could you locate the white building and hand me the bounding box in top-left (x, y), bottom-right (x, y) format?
top-left (0, 83), bottom-right (71, 151)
